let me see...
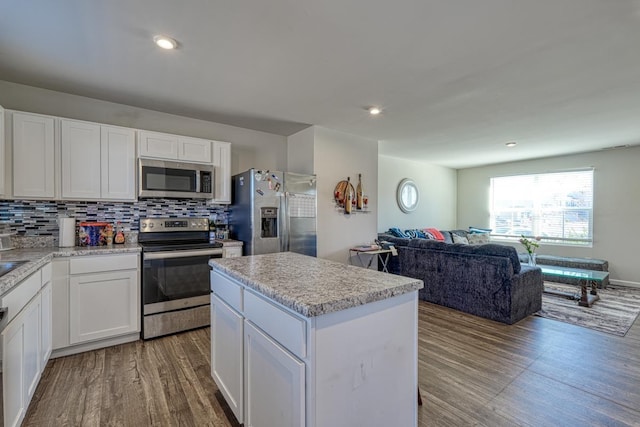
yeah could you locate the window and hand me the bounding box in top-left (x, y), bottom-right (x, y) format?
top-left (490, 169), bottom-right (594, 246)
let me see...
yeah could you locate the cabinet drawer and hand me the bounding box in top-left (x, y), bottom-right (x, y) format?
top-left (70, 254), bottom-right (138, 275)
top-left (41, 262), bottom-right (52, 285)
top-left (211, 271), bottom-right (243, 312)
top-left (1, 269), bottom-right (41, 324)
top-left (244, 291), bottom-right (306, 359)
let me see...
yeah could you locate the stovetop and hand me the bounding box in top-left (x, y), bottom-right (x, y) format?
top-left (138, 217), bottom-right (220, 251)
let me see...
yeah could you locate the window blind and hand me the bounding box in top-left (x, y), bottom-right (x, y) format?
top-left (489, 169), bottom-right (594, 245)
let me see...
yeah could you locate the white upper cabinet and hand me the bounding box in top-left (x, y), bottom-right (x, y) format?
top-left (212, 140), bottom-right (231, 204)
top-left (138, 130), bottom-right (179, 159)
top-left (178, 136), bottom-right (212, 163)
top-left (138, 130), bottom-right (212, 163)
top-left (61, 119), bottom-right (135, 201)
top-left (61, 120), bottom-right (101, 199)
top-left (12, 112), bottom-right (55, 198)
top-left (100, 125), bottom-right (136, 200)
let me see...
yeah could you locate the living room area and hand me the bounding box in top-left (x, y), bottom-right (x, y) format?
top-left (376, 145), bottom-right (640, 425)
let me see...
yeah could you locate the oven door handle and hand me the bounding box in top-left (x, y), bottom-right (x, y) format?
top-left (143, 249), bottom-right (223, 260)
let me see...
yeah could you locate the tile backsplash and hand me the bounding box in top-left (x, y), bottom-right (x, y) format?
top-left (0, 199), bottom-right (228, 237)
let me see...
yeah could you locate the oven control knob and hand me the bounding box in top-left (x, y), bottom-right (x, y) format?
top-left (149, 223), bottom-right (154, 229)
top-left (141, 223), bottom-right (146, 229)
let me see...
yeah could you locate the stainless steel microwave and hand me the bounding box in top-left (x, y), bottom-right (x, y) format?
top-left (138, 158), bottom-right (214, 199)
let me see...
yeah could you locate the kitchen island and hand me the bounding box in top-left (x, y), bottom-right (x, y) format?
top-left (209, 252), bottom-right (423, 427)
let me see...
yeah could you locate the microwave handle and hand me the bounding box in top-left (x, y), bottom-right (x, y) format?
top-left (196, 172), bottom-right (201, 193)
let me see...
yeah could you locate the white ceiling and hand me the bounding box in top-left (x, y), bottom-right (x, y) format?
top-left (2, 0), bottom-right (640, 168)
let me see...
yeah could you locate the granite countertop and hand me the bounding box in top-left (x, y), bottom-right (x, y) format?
top-left (210, 252), bottom-right (423, 318)
top-left (0, 244), bottom-right (141, 296)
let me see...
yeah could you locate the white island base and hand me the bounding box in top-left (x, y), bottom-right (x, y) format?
top-left (210, 256), bottom-right (421, 427)
top-left (310, 291), bottom-right (418, 427)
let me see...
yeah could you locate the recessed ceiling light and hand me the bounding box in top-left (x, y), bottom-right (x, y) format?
top-left (154, 35), bottom-right (177, 50)
top-left (505, 141), bottom-right (517, 147)
top-left (368, 107), bottom-right (382, 116)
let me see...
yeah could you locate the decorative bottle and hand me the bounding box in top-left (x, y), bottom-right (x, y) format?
top-left (356, 173), bottom-right (363, 210)
top-left (345, 177), bottom-right (353, 214)
top-left (114, 222), bottom-right (125, 244)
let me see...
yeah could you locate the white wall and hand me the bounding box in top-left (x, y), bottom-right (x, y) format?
top-left (378, 156), bottom-right (457, 233)
top-left (0, 80), bottom-right (287, 174)
top-left (309, 127), bottom-right (378, 263)
top-left (287, 126), bottom-right (314, 175)
top-left (457, 147), bottom-right (640, 286)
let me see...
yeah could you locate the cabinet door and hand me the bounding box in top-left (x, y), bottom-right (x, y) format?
top-left (101, 125), bottom-right (136, 200)
top-left (138, 131), bottom-right (178, 159)
top-left (40, 280), bottom-right (53, 365)
top-left (22, 294), bottom-right (42, 401)
top-left (178, 137), bottom-right (212, 163)
top-left (69, 270), bottom-right (139, 344)
top-left (12, 113), bottom-right (55, 198)
top-left (61, 119), bottom-right (102, 199)
top-left (2, 311), bottom-right (26, 427)
top-left (244, 321), bottom-right (305, 427)
top-left (211, 294), bottom-right (244, 423)
top-left (212, 141), bottom-right (231, 204)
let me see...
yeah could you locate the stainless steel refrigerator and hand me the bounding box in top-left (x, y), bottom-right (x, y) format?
top-left (229, 169), bottom-right (317, 256)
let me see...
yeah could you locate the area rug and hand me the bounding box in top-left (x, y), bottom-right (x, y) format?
top-left (535, 282), bottom-right (640, 336)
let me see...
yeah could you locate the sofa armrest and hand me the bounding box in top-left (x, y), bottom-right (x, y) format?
top-left (508, 265), bottom-right (543, 323)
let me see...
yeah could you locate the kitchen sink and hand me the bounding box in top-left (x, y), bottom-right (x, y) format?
top-left (0, 260), bottom-right (28, 278)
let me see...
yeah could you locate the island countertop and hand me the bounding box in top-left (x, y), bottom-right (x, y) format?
top-left (209, 251), bottom-right (423, 317)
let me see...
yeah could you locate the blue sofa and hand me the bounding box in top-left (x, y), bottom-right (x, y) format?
top-left (378, 234), bottom-right (543, 324)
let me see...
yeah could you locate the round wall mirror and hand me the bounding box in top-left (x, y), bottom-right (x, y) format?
top-left (397, 178), bottom-right (419, 213)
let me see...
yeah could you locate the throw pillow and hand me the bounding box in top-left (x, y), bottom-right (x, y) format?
top-left (467, 233), bottom-right (490, 245)
top-left (452, 234), bottom-right (469, 245)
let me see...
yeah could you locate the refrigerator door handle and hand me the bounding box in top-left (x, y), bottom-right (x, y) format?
top-left (281, 192), bottom-right (290, 252)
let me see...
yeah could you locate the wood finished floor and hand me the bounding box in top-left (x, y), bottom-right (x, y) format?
top-left (24, 301), bottom-right (640, 427)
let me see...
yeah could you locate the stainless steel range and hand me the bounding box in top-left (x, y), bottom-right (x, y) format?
top-left (139, 217), bottom-right (223, 339)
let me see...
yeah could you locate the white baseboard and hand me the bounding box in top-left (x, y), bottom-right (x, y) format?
top-left (610, 279), bottom-right (640, 288)
top-left (50, 332), bottom-right (140, 359)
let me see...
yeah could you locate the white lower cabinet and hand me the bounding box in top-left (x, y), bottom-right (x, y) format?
top-left (52, 254), bottom-right (140, 355)
top-left (244, 320), bottom-right (305, 427)
top-left (3, 305), bottom-right (28, 427)
top-left (211, 268), bottom-right (419, 427)
top-left (211, 270), bottom-right (306, 426)
top-left (211, 294), bottom-right (244, 423)
top-left (22, 295), bottom-right (41, 401)
top-left (1, 264), bottom-right (52, 427)
top-left (69, 269), bottom-right (138, 344)
top-left (40, 280), bottom-right (53, 366)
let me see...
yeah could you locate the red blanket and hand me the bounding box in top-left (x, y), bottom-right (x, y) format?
top-left (424, 228), bottom-right (445, 241)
